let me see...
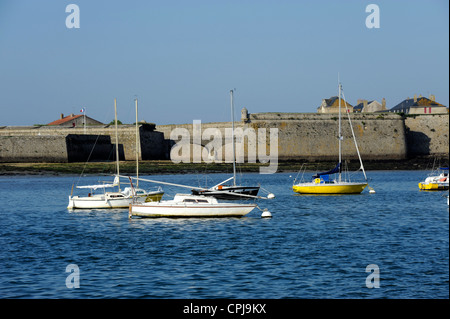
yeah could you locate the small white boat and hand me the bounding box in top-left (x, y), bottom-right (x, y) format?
top-left (68, 192), bottom-right (128, 210)
top-left (418, 167), bottom-right (449, 190)
top-left (67, 98), bottom-right (164, 210)
top-left (129, 193), bottom-right (257, 218)
top-left (67, 182), bottom-right (164, 209)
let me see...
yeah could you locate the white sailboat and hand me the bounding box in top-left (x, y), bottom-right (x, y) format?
top-left (293, 81), bottom-right (368, 194)
top-left (191, 89), bottom-right (261, 200)
top-left (129, 193), bottom-right (257, 218)
top-left (67, 98), bottom-right (163, 209)
top-left (125, 175), bottom-right (274, 218)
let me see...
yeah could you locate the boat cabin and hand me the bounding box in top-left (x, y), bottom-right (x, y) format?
top-left (173, 194), bottom-right (218, 204)
top-left (183, 198), bottom-right (209, 203)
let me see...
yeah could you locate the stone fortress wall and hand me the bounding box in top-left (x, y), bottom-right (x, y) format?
top-left (0, 113), bottom-right (448, 163)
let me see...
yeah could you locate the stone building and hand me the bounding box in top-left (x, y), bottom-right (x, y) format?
top-left (390, 95), bottom-right (448, 115)
top-left (47, 113), bottom-right (103, 127)
top-left (353, 98), bottom-right (387, 113)
top-left (317, 96), bottom-right (353, 113)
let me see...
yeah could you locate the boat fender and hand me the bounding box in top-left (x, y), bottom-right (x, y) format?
top-left (314, 178), bottom-right (321, 184)
top-left (261, 209), bottom-right (272, 218)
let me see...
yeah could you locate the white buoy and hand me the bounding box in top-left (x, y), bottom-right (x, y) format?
top-left (369, 186), bottom-right (376, 194)
top-left (267, 193), bottom-right (275, 199)
top-left (261, 209), bottom-right (272, 218)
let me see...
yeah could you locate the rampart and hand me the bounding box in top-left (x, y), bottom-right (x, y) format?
top-left (0, 113), bottom-right (448, 164)
top-left (156, 113), bottom-right (410, 161)
top-left (0, 124), bottom-right (166, 163)
top-left (404, 114), bottom-right (449, 157)
top-left (0, 135), bottom-right (69, 163)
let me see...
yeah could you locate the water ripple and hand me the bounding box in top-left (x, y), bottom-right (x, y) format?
top-left (0, 172), bottom-right (448, 298)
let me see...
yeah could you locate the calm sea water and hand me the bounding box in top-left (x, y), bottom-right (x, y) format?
top-left (0, 171), bottom-right (448, 299)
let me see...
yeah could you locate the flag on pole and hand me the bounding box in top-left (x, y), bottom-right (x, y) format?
top-left (80, 107), bottom-right (86, 113)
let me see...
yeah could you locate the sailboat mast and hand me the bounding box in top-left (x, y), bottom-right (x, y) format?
top-left (114, 98), bottom-right (120, 190)
top-left (135, 98), bottom-right (139, 188)
top-left (338, 83), bottom-right (342, 183)
top-left (341, 90), bottom-right (368, 181)
top-left (230, 89), bottom-right (236, 186)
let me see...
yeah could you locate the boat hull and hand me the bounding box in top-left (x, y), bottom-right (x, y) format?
top-left (129, 203), bottom-right (257, 218)
top-left (418, 170), bottom-right (449, 190)
top-left (67, 191), bottom-right (164, 209)
top-left (68, 195), bottom-right (132, 209)
top-left (293, 182), bottom-right (368, 194)
top-left (418, 182), bottom-right (449, 190)
top-left (191, 186), bottom-right (260, 200)
top-left (145, 192), bottom-right (164, 202)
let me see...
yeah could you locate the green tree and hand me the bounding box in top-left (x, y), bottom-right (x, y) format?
top-left (109, 119), bottom-right (123, 125)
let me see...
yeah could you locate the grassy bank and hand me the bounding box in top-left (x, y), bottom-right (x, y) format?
top-left (0, 157), bottom-right (446, 175)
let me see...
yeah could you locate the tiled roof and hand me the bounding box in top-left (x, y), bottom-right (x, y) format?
top-left (47, 114), bottom-right (83, 126)
top-left (323, 96), bottom-right (353, 107)
top-left (413, 97), bottom-right (445, 107)
top-left (390, 97), bottom-right (445, 111)
top-left (353, 103), bottom-right (364, 111)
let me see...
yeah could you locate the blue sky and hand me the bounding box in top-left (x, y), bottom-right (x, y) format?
top-left (0, 0), bottom-right (448, 126)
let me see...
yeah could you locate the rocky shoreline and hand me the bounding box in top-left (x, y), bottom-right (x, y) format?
top-left (0, 157), bottom-right (447, 176)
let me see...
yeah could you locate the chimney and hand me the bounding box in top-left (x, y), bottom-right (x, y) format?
top-left (357, 99), bottom-right (363, 105)
top-left (60, 113), bottom-right (64, 119)
top-left (382, 98), bottom-right (386, 109)
top-left (70, 113), bottom-right (75, 117)
top-left (429, 94), bottom-right (435, 102)
top-left (363, 100), bottom-right (368, 109)
top-left (414, 94), bottom-right (417, 103)
top-left (241, 107), bottom-right (249, 122)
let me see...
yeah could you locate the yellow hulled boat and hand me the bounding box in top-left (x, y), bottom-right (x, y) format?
top-left (293, 181), bottom-right (368, 194)
top-left (145, 189), bottom-right (165, 202)
top-left (292, 81), bottom-right (369, 195)
top-left (418, 182), bottom-right (440, 190)
top-left (418, 167), bottom-right (449, 190)
top-left (292, 163), bottom-right (368, 195)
